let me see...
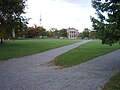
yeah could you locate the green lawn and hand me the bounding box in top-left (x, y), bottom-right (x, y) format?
top-left (53, 40), bottom-right (120, 67)
top-left (0, 39), bottom-right (80, 60)
top-left (102, 73), bottom-right (120, 90)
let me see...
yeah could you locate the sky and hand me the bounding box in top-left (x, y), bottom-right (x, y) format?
top-left (25, 0), bottom-right (96, 32)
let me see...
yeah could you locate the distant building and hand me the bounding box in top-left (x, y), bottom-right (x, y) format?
top-left (67, 28), bottom-right (79, 39)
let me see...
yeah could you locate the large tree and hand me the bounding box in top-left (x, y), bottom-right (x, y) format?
top-left (91, 0), bottom-right (120, 45)
top-left (0, 0), bottom-right (27, 44)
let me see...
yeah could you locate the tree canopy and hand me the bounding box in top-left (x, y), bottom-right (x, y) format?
top-left (25, 25), bottom-right (46, 38)
top-left (91, 0), bottom-right (120, 45)
top-left (0, 0), bottom-right (27, 44)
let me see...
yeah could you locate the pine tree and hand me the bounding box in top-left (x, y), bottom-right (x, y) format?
top-left (91, 0), bottom-right (120, 45)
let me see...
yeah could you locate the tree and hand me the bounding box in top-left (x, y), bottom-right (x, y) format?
top-left (53, 30), bottom-right (59, 38)
top-left (0, 0), bottom-right (27, 44)
top-left (46, 30), bottom-right (53, 38)
top-left (38, 26), bottom-right (46, 38)
top-left (83, 28), bottom-right (90, 38)
top-left (59, 29), bottom-right (67, 37)
top-left (89, 31), bottom-right (96, 39)
top-left (25, 25), bottom-right (46, 38)
top-left (91, 0), bottom-right (120, 45)
top-left (26, 26), bottom-right (37, 38)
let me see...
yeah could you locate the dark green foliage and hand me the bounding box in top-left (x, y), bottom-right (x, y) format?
top-left (0, 0), bottom-right (27, 43)
top-left (46, 28), bottom-right (67, 38)
top-left (91, 0), bottom-right (120, 45)
top-left (83, 28), bottom-right (90, 38)
top-left (59, 29), bottom-right (67, 37)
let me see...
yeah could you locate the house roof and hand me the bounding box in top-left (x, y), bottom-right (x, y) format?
top-left (67, 28), bottom-right (79, 32)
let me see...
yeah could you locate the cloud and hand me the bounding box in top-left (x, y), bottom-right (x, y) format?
top-left (56, 0), bottom-right (92, 7)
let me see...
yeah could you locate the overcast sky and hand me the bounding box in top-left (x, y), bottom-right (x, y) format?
top-left (25, 0), bottom-right (95, 32)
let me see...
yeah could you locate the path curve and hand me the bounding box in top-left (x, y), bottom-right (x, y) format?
top-left (0, 40), bottom-right (120, 90)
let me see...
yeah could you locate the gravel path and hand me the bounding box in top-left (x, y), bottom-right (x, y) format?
top-left (0, 40), bottom-right (120, 90)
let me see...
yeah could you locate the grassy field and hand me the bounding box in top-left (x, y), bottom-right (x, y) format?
top-left (53, 40), bottom-right (120, 67)
top-left (102, 72), bottom-right (120, 90)
top-left (0, 39), bottom-right (80, 60)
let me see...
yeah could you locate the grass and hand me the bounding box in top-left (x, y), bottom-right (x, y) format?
top-left (0, 39), bottom-right (81, 60)
top-left (102, 72), bottom-right (120, 90)
top-left (53, 40), bottom-right (120, 67)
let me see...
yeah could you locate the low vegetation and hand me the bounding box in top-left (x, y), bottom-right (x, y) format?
top-left (53, 40), bottom-right (120, 67)
top-left (102, 73), bottom-right (120, 90)
top-left (0, 39), bottom-right (80, 60)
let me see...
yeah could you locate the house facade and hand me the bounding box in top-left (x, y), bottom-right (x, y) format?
top-left (67, 28), bottom-right (79, 39)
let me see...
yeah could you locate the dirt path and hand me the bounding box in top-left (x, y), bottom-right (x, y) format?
top-left (0, 40), bottom-right (120, 90)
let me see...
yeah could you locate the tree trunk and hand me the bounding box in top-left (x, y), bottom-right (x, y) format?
top-left (0, 38), bottom-right (4, 44)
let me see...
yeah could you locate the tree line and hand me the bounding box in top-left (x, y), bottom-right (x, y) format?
top-left (15, 26), bottom-right (97, 39)
top-left (20, 25), bottom-right (68, 39)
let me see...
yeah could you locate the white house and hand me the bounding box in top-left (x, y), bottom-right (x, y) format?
top-left (67, 28), bottom-right (79, 39)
